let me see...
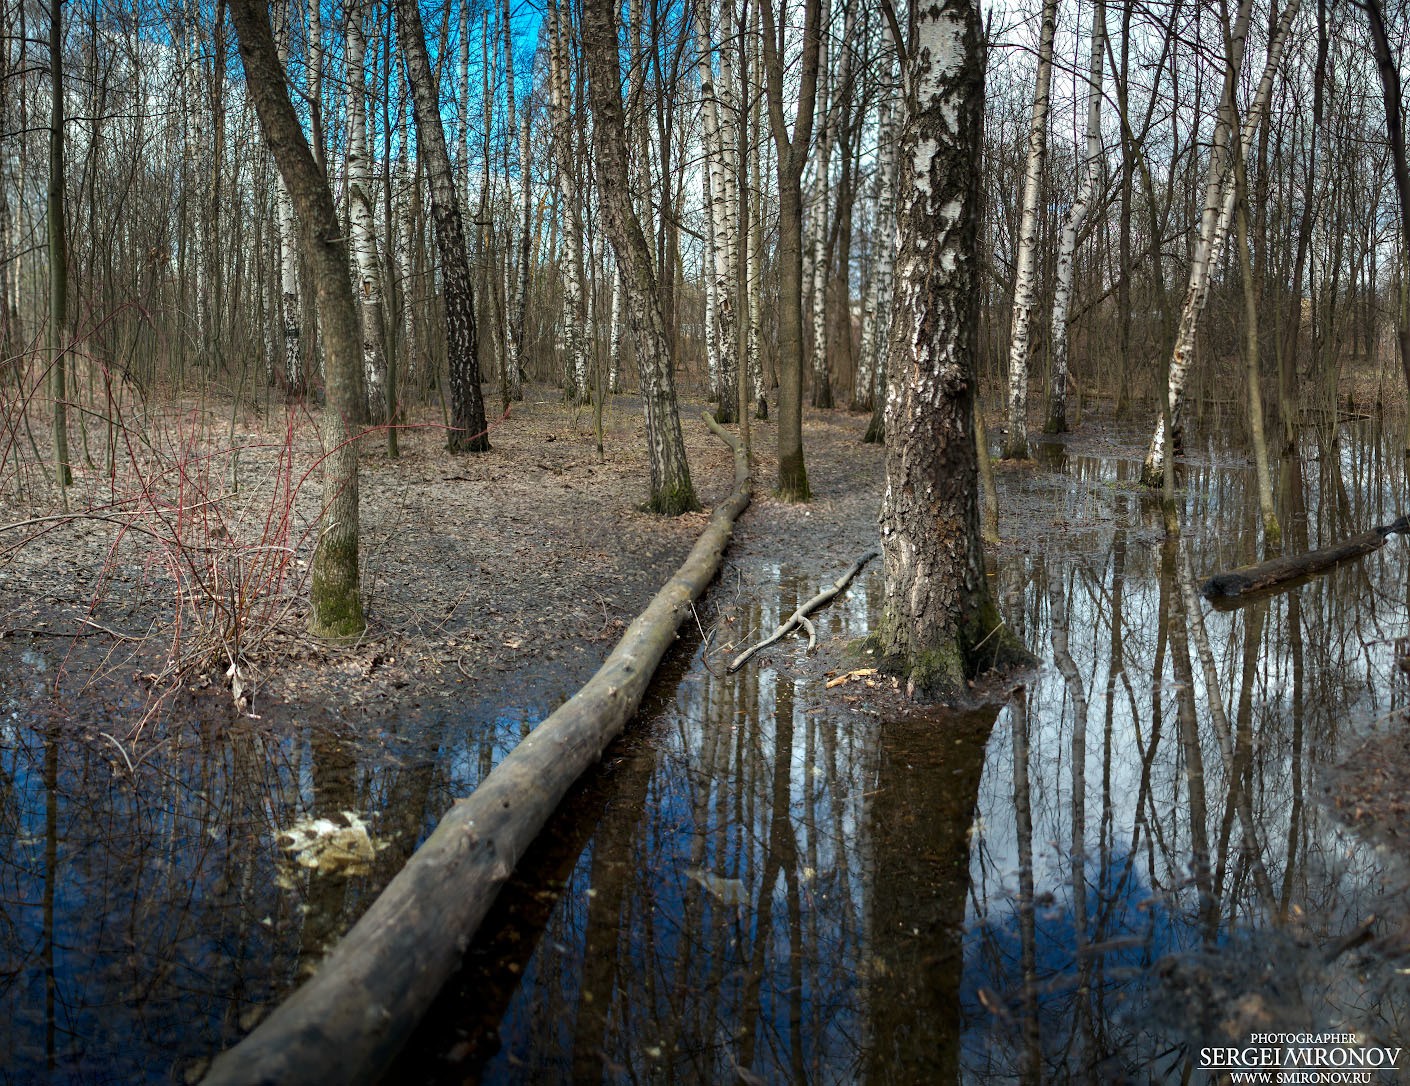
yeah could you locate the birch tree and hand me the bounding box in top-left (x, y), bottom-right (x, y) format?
top-left (582, 0), bottom-right (697, 514)
top-left (807, 0), bottom-right (834, 409)
top-left (394, 0), bottom-right (491, 453)
top-left (1002, 0), bottom-right (1057, 460)
top-left (1140, 0), bottom-right (1301, 486)
top-left (274, 1), bottom-right (303, 395)
top-left (857, 60), bottom-right (900, 418)
top-left (695, 0), bottom-right (739, 423)
top-left (228, 0), bottom-right (364, 638)
top-left (876, 0), bottom-right (1028, 699)
top-left (346, 0), bottom-right (389, 425)
top-left (1044, 0), bottom-right (1104, 435)
top-left (549, 0), bottom-right (588, 404)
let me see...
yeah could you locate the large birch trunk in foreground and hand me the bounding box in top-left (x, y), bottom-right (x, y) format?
top-left (1140, 0), bottom-right (1300, 486)
top-left (1001, 0), bottom-right (1057, 460)
top-left (583, 0), bottom-right (697, 515)
top-left (395, 0), bottom-right (490, 453)
top-left (877, 0), bottom-right (1027, 700)
top-left (1045, 0), bottom-right (1105, 435)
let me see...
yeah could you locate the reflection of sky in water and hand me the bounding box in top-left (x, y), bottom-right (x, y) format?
top-left (4, 422), bottom-right (1410, 1082)
top-left (423, 425), bottom-right (1410, 1085)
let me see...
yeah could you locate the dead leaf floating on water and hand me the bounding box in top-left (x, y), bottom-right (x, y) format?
top-left (277, 811), bottom-right (380, 876)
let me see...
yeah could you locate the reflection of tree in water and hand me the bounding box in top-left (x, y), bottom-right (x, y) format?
top-left (0, 670), bottom-right (457, 1081)
top-left (865, 707), bottom-right (996, 1084)
top-left (962, 442), bottom-right (1410, 1080)
top-left (9, 427), bottom-right (1410, 1080)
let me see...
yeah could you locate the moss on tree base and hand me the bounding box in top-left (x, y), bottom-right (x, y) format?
top-left (643, 481), bottom-right (700, 516)
top-left (868, 606), bottom-right (1036, 703)
top-left (308, 537), bottom-right (366, 640)
top-left (776, 452), bottom-right (811, 503)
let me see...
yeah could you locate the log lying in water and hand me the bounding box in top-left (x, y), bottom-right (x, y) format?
top-left (1200, 514), bottom-right (1410, 604)
top-left (201, 414), bottom-right (751, 1086)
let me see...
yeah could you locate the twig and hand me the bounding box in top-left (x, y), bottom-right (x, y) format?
top-left (99, 731), bottom-right (136, 776)
top-left (726, 547), bottom-right (880, 673)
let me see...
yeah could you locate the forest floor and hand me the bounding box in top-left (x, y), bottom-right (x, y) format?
top-left (0, 385), bottom-right (892, 733)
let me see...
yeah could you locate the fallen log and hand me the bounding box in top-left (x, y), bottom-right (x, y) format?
top-left (727, 546), bottom-right (881, 673)
top-left (1200, 514), bottom-right (1409, 605)
top-left (201, 413), bottom-right (751, 1085)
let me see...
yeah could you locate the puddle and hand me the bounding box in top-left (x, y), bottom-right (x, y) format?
top-left (3, 419), bottom-right (1410, 1082)
top-left (394, 424), bottom-right (1410, 1083)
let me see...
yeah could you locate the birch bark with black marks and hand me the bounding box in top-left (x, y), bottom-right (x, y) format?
top-left (501, 0), bottom-right (524, 403)
top-left (275, 2), bottom-right (302, 396)
top-left (1141, 0), bottom-right (1300, 485)
top-left (695, 0), bottom-right (739, 423)
top-left (550, 0), bottom-right (588, 404)
top-left (394, 0), bottom-right (490, 452)
top-left (858, 61), bottom-right (899, 416)
top-left (582, 0), bottom-right (697, 515)
top-left (347, 0), bottom-right (389, 425)
top-left (1045, 0), bottom-right (1104, 435)
top-left (1001, 0), bottom-right (1057, 460)
top-left (807, 0), bottom-right (834, 409)
top-left (876, 0), bottom-right (1030, 699)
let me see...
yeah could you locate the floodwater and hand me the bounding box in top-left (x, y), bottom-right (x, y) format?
top-left (5, 418), bottom-right (1410, 1082)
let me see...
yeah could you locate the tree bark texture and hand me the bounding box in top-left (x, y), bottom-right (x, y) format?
top-left (582, 0), bottom-right (697, 514)
top-left (395, 0), bottom-right (491, 453)
top-left (1002, 0), bottom-right (1057, 459)
top-left (48, 0), bottom-right (71, 488)
top-left (760, 0), bottom-right (822, 500)
top-left (1045, 0), bottom-right (1105, 435)
top-left (228, 0), bottom-right (365, 638)
top-left (876, 0), bottom-right (1026, 699)
top-left (347, 0), bottom-right (390, 425)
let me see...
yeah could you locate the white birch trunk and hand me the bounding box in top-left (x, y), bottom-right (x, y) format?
top-left (704, 168), bottom-right (720, 395)
top-left (694, 0), bottom-right (738, 417)
top-left (393, 150), bottom-right (421, 389)
top-left (1141, 0), bottom-right (1301, 484)
top-left (858, 64), bottom-right (899, 413)
top-left (275, 5), bottom-right (301, 392)
top-left (807, 0), bottom-right (833, 407)
top-left (1002, 0), bottom-right (1058, 458)
top-left (550, 0), bottom-right (587, 403)
top-left (501, 0), bottom-right (523, 401)
top-left (347, 0), bottom-right (388, 422)
top-left (747, 2), bottom-right (766, 417)
top-left (1045, 0), bottom-right (1105, 435)
top-left (609, 263), bottom-right (624, 393)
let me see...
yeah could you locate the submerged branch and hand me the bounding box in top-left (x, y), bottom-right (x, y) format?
top-left (727, 546), bottom-right (881, 673)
